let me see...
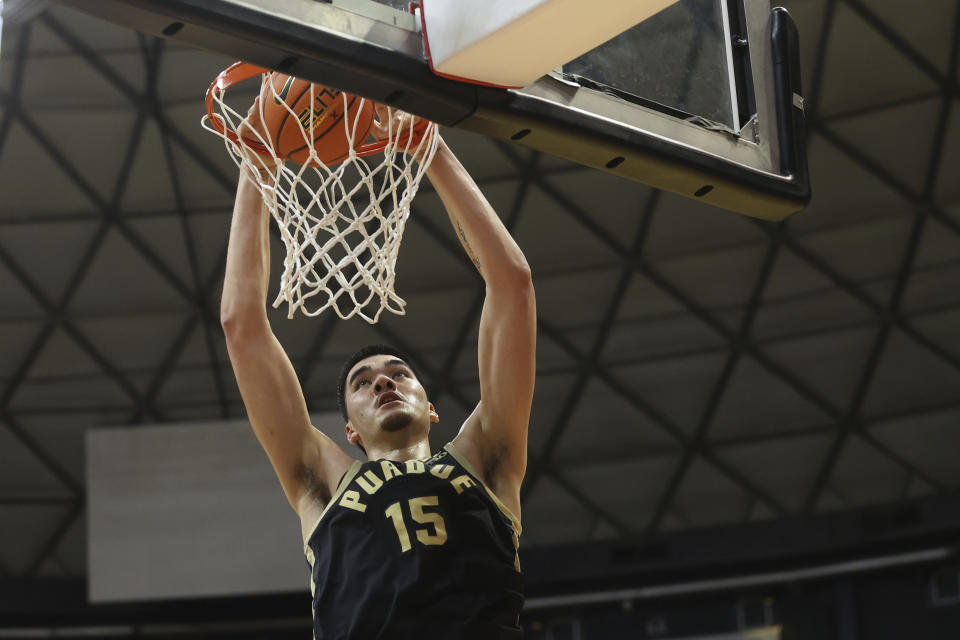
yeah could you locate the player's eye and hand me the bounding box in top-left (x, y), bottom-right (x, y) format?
top-left (394, 371), bottom-right (406, 378)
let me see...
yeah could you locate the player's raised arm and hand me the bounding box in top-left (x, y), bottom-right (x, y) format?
top-left (427, 139), bottom-right (537, 515)
top-left (220, 139), bottom-right (353, 516)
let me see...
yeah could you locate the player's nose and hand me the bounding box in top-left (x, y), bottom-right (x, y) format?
top-left (373, 374), bottom-right (395, 393)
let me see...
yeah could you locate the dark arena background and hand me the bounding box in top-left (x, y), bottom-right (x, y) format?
top-left (1, 0), bottom-right (960, 638)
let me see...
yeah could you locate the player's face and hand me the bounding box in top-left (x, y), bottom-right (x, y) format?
top-left (344, 355), bottom-right (437, 445)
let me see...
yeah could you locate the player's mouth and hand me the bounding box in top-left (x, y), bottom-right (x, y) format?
top-left (377, 391), bottom-right (404, 408)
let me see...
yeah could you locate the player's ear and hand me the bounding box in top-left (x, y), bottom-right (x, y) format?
top-left (428, 402), bottom-right (439, 424)
top-left (345, 422), bottom-right (362, 446)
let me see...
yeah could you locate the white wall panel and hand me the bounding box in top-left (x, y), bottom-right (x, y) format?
top-left (87, 413), bottom-right (348, 602)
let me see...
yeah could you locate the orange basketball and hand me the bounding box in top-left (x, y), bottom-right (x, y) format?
top-left (257, 73), bottom-right (374, 166)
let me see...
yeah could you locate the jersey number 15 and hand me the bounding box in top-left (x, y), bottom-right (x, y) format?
top-left (385, 496), bottom-right (448, 552)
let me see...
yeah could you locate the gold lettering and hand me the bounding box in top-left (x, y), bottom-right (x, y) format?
top-left (297, 106), bottom-right (330, 129)
top-left (339, 489), bottom-right (367, 513)
top-left (450, 474), bottom-right (476, 495)
top-left (356, 470), bottom-right (384, 495)
top-left (385, 496), bottom-right (448, 552)
top-left (405, 460), bottom-right (425, 474)
top-left (385, 501), bottom-right (412, 552)
top-left (297, 89), bottom-right (337, 128)
top-left (410, 496), bottom-right (447, 546)
top-left (430, 464), bottom-right (453, 480)
top-left (381, 460), bottom-right (402, 481)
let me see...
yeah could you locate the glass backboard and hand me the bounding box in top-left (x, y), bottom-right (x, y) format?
top-left (50, 0), bottom-right (809, 220)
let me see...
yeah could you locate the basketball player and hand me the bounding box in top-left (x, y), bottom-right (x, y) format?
top-left (220, 99), bottom-right (536, 639)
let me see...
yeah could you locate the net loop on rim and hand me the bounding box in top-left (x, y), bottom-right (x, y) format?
top-left (202, 62), bottom-right (440, 324)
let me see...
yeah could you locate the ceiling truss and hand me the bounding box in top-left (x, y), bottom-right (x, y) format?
top-left (0, 0), bottom-right (958, 582)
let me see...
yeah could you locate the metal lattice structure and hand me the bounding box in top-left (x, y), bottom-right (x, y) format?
top-left (0, 0), bottom-right (958, 589)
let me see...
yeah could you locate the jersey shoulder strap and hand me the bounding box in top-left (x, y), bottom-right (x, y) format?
top-left (442, 442), bottom-right (522, 536)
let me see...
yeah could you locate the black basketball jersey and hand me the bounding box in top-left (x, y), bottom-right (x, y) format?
top-left (304, 442), bottom-right (524, 640)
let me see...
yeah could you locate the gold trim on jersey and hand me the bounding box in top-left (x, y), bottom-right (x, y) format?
top-left (443, 443), bottom-right (522, 537)
top-left (443, 443), bottom-right (522, 572)
top-left (303, 460), bottom-right (362, 554)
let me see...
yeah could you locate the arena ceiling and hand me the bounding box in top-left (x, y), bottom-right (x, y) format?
top-left (0, 0), bottom-right (958, 588)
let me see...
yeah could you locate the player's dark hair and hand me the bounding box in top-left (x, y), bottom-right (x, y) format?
top-left (337, 344), bottom-right (426, 425)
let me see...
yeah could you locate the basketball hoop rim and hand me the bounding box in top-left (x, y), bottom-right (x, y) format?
top-left (204, 61), bottom-right (434, 167)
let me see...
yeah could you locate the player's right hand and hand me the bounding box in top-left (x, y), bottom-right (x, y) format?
top-left (369, 103), bottom-right (418, 141)
top-left (370, 103), bottom-right (435, 163)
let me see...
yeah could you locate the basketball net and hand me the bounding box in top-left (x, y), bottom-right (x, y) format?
top-left (202, 63), bottom-right (440, 324)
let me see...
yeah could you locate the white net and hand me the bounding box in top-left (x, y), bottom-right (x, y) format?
top-left (203, 64), bottom-right (440, 324)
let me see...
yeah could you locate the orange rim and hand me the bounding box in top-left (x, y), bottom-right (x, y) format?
top-left (205, 62), bottom-right (434, 166)
top-left (204, 61), bottom-right (272, 155)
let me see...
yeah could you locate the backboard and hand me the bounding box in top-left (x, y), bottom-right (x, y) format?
top-left (50, 0), bottom-right (809, 220)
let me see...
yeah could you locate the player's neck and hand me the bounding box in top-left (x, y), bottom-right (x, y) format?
top-left (366, 438), bottom-right (431, 462)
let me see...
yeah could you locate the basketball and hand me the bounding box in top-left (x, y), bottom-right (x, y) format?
top-left (256, 72), bottom-right (374, 166)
